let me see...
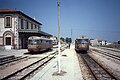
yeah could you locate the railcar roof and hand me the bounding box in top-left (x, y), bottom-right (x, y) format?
top-left (76, 36), bottom-right (89, 39)
top-left (28, 36), bottom-right (51, 41)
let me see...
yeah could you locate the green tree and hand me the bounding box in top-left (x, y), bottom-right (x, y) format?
top-left (60, 37), bottom-right (65, 42)
top-left (66, 37), bottom-right (72, 43)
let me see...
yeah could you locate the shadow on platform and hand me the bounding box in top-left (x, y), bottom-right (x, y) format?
top-left (52, 70), bottom-right (67, 76)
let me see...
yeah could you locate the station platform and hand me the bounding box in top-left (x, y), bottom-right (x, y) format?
top-left (31, 44), bottom-right (83, 80)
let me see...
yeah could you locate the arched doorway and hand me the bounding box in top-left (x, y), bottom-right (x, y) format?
top-left (3, 31), bottom-right (14, 49)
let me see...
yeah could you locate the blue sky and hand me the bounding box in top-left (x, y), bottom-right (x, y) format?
top-left (0, 0), bottom-right (120, 42)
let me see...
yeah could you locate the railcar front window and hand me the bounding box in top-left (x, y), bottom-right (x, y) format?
top-left (78, 39), bottom-right (88, 43)
top-left (28, 40), bottom-right (39, 44)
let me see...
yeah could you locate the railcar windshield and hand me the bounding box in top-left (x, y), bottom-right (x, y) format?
top-left (77, 39), bottom-right (89, 43)
top-left (28, 40), bottom-right (39, 45)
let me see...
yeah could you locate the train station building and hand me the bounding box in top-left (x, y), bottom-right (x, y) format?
top-left (0, 9), bottom-right (52, 49)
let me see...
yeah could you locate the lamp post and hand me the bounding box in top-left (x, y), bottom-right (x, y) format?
top-left (57, 0), bottom-right (61, 73)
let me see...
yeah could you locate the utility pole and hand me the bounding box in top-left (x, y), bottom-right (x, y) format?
top-left (57, 0), bottom-right (61, 73)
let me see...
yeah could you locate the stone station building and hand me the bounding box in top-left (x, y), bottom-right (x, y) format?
top-left (0, 9), bottom-right (51, 49)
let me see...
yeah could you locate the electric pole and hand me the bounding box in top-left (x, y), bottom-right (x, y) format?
top-left (57, 0), bottom-right (61, 73)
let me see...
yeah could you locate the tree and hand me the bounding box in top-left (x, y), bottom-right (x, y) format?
top-left (66, 37), bottom-right (72, 43)
top-left (60, 37), bottom-right (65, 42)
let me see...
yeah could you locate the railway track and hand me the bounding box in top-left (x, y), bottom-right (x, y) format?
top-left (0, 56), bottom-right (29, 70)
top-left (1, 52), bottom-right (56, 80)
top-left (78, 53), bottom-right (117, 80)
top-left (0, 46), bottom-right (66, 80)
top-left (0, 55), bottom-right (15, 63)
top-left (92, 49), bottom-right (120, 61)
top-left (100, 47), bottom-right (120, 53)
top-left (77, 53), bottom-right (96, 80)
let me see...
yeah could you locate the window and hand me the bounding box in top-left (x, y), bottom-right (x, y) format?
top-left (5, 16), bottom-right (12, 28)
top-left (28, 40), bottom-right (39, 45)
top-left (26, 21), bottom-right (29, 29)
top-left (21, 19), bottom-right (24, 29)
top-left (24, 20), bottom-right (26, 29)
top-left (6, 37), bottom-right (11, 45)
top-left (38, 25), bottom-right (40, 30)
top-left (31, 23), bottom-right (33, 29)
top-left (34, 24), bottom-right (36, 29)
top-left (78, 39), bottom-right (89, 43)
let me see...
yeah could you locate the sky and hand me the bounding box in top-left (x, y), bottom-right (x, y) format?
top-left (0, 0), bottom-right (120, 42)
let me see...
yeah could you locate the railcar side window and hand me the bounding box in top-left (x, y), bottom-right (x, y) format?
top-left (50, 41), bottom-right (52, 43)
top-left (28, 40), bottom-right (39, 44)
top-left (39, 40), bottom-right (42, 43)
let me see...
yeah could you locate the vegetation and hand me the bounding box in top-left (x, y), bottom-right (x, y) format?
top-left (60, 37), bottom-right (72, 43)
top-left (66, 37), bottom-right (72, 43)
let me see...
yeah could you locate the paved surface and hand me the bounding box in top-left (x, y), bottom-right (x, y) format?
top-left (0, 45), bottom-right (83, 80)
top-left (31, 44), bottom-right (83, 80)
top-left (0, 49), bottom-right (28, 56)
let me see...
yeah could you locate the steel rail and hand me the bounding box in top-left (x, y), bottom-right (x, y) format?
top-left (92, 49), bottom-right (120, 61)
top-left (80, 54), bottom-right (117, 80)
top-left (80, 54), bottom-right (98, 80)
top-left (19, 54), bottom-right (55, 80)
top-left (1, 48), bottom-right (65, 80)
top-left (99, 47), bottom-right (120, 54)
top-left (0, 56), bottom-right (28, 65)
top-left (77, 53), bottom-right (96, 80)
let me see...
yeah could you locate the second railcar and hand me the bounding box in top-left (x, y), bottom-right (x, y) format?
top-left (28, 36), bottom-right (53, 52)
top-left (75, 36), bottom-right (89, 52)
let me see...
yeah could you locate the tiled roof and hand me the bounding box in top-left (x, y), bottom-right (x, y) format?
top-left (76, 36), bottom-right (89, 39)
top-left (0, 9), bottom-right (18, 12)
top-left (0, 9), bottom-right (42, 25)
